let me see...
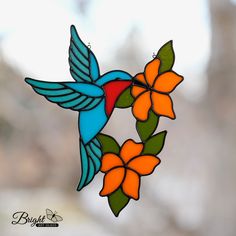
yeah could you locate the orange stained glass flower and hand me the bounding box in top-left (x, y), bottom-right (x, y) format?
top-left (131, 58), bottom-right (184, 121)
top-left (100, 139), bottom-right (160, 200)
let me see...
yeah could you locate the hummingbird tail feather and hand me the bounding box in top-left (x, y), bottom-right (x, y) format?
top-left (77, 137), bottom-right (102, 191)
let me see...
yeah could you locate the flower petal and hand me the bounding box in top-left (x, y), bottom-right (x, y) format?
top-left (122, 169), bottom-right (140, 200)
top-left (131, 85), bottom-right (147, 98)
top-left (120, 139), bottom-right (143, 163)
top-left (154, 71), bottom-right (184, 93)
top-left (100, 153), bottom-right (123, 173)
top-left (132, 91), bottom-right (151, 121)
top-left (144, 58), bottom-right (160, 87)
top-left (134, 73), bottom-right (147, 85)
top-left (128, 155), bottom-right (160, 175)
top-left (100, 167), bottom-right (125, 196)
top-left (151, 92), bottom-right (176, 119)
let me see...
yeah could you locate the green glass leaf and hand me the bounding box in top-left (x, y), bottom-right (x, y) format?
top-left (115, 87), bottom-right (134, 108)
top-left (136, 111), bottom-right (159, 142)
top-left (96, 133), bottom-right (120, 154)
top-left (142, 131), bottom-right (167, 155)
top-left (108, 188), bottom-right (130, 217)
top-left (156, 41), bottom-right (175, 74)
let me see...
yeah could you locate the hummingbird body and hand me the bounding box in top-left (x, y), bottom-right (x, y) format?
top-left (25, 25), bottom-right (132, 190)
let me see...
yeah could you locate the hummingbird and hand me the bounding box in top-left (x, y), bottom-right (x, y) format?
top-left (25, 25), bottom-right (132, 191)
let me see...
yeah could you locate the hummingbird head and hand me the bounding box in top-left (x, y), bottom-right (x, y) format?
top-left (99, 70), bottom-right (132, 117)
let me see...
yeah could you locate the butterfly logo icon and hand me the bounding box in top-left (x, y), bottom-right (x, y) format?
top-left (46, 209), bottom-right (63, 223)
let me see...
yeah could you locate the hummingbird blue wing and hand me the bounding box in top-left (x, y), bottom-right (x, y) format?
top-left (25, 78), bottom-right (104, 111)
top-left (25, 77), bottom-right (106, 191)
top-left (69, 25), bottom-right (100, 83)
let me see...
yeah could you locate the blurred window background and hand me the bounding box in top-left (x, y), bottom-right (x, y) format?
top-left (0, 0), bottom-right (235, 236)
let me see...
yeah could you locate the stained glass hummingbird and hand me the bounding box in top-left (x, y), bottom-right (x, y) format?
top-left (25, 25), bottom-right (132, 190)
